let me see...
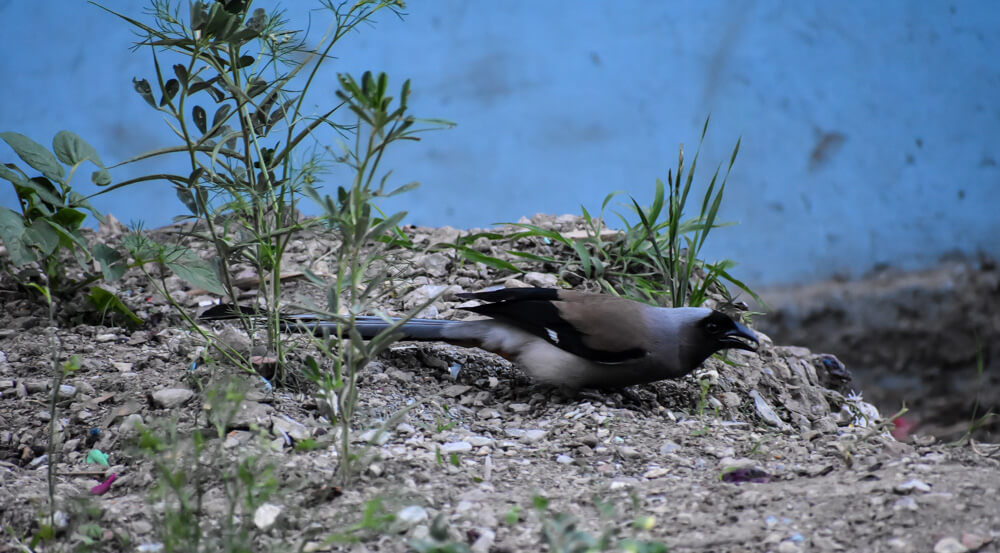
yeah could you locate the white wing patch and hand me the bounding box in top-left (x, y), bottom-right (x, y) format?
top-left (545, 327), bottom-right (559, 343)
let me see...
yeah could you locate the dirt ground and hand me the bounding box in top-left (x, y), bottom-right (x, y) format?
top-left (1, 216), bottom-right (998, 553)
top-left (757, 256), bottom-right (1000, 443)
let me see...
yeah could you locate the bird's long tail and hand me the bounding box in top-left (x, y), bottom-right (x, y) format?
top-left (199, 305), bottom-right (471, 342)
top-left (282, 315), bottom-right (461, 341)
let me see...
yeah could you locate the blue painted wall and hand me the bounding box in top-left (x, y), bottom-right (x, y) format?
top-left (1, 1), bottom-right (998, 286)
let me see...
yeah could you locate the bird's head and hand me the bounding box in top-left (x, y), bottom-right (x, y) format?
top-left (676, 309), bottom-right (759, 370)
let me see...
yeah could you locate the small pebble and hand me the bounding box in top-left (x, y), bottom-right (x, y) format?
top-left (933, 537), bottom-right (969, 553)
top-left (441, 441), bottom-right (472, 453)
top-left (253, 503), bottom-right (283, 531)
top-left (895, 479), bottom-right (931, 494)
top-left (892, 497), bottom-right (918, 511)
top-left (659, 441), bottom-right (680, 454)
top-left (397, 505), bottom-right (428, 527)
top-left (521, 429), bottom-right (547, 444)
top-left (151, 388), bottom-right (194, 409)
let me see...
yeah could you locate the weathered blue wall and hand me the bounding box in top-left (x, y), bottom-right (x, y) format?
top-left (1, 1), bottom-right (998, 286)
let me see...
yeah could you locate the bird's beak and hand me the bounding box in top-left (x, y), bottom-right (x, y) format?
top-left (721, 321), bottom-right (759, 352)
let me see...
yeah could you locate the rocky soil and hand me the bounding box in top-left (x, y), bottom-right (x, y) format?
top-left (1, 216), bottom-right (998, 553)
top-left (758, 256), bottom-right (1000, 442)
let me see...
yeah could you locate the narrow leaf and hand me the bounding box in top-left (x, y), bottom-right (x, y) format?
top-left (172, 64), bottom-right (188, 88)
top-left (192, 105), bottom-right (207, 134)
top-left (132, 78), bottom-right (157, 108)
top-left (212, 104), bottom-right (232, 128)
top-left (456, 247), bottom-right (520, 273)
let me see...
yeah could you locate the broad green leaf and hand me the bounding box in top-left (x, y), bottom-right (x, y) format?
top-left (15, 177), bottom-right (63, 207)
top-left (52, 207), bottom-right (87, 232)
top-left (24, 219), bottom-right (60, 257)
top-left (0, 163), bottom-right (27, 186)
top-left (0, 132), bottom-right (65, 183)
top-left (52, 131), bottom-right (105, 168)
top-left (91, 169), bottom-right (112, 186)
top-left (93, 243), bottom-right (128, 282)
top-left (0, 207), bottom-right (35, 265)
top-left (66, 191), bottom-right (103, 220)
top-left (165, 249), bottom-right (226, 295)
top-left (87, 286), bottom-right (143, 328)
top-left (43, 218), bottom-right (90, 253)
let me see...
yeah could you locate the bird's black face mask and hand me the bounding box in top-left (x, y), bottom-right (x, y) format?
top-left (677, 310), bottom-right (759, 372)
top-left (703, 311), bottom-right (759, 353)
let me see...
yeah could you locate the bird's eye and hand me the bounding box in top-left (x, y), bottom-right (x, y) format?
top-left (705, 321), bottom-right (721, 334)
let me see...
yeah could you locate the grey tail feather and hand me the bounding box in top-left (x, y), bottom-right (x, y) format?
top-left (283, 315), bottom-right (459, 341)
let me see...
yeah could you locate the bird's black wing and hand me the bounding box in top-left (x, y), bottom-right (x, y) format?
top-left (457, 289), bottom-right (646, 363)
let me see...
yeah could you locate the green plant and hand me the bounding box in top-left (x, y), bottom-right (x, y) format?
top-left (30, 279), bottom-right (78, 541)
top-left (505, 119), bottom-right (758, 310)
top-left (428, 229), bottom-right (523, 274)
top-left (122, 229), bottom-right (253, 371)
top-left (0, 132), bottom-right (143, 317)
top-left (93, 0), bottom-right (438, 383)
top-left (299, 68), bottom-right (450, 485)
top-left (690, 376), bottom-right (718, 436)
top-left (530, 495), bottom-right (669, 553)
top-left (835, 403), bottom-right (909, 468)
top-left (322, 498), bottom-right (396, 545)
top-left (408, 514), bottom-right (471, 553)
top-left (952, 336), bottom-right (996, 446)
top-left (136, 378), bottom-right (278, 553)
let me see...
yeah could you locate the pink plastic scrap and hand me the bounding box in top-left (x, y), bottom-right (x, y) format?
top-left (90, 473), bottom-right (118, 495)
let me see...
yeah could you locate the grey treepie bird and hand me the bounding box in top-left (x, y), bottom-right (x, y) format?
top-left (291, 288), bottom-right (760, 389)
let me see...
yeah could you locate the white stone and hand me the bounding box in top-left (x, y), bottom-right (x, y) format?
top-left (642, 467), bottom-right (670, 479)
top-left (892, 497), bottom-right (918, 511)
top-left (441, 441), bottom-right (473, 453)
top-left (895, 479), bottom-right (931, 493)
top-left (933, 537), bottom-right (969, 553)
top-left (151, 388), bottom-right (194, 409)
top-left (521, 429), bottom-right (547, 444)
top-left (468, 436), bottom-right (494, 447)
top-left (253, 503), bottom-right (282, 531)
top-left (397, 505), bottom-right (428, 526)
top-left (118, 413), bottom-right (144, 437)
top-left (272, 416), bottom-right (310, 441)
